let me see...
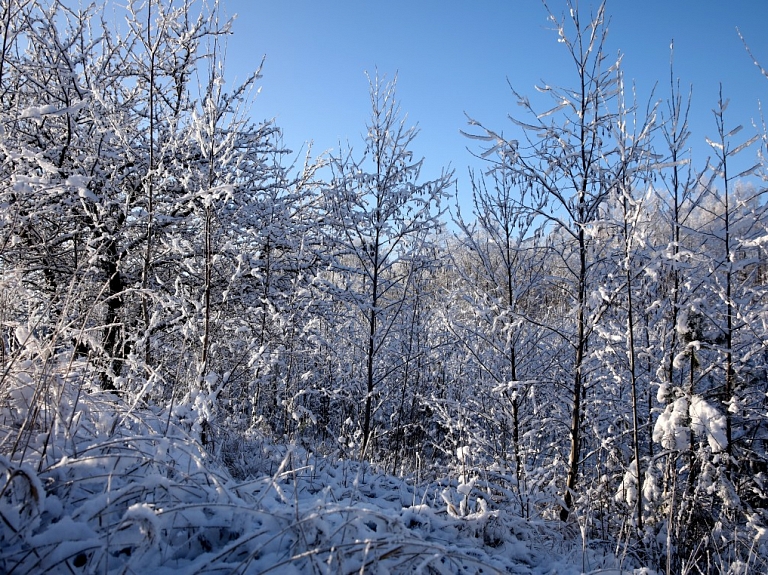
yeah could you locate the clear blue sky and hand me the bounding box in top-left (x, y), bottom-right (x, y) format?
top-left (222, 1), bottom-right (768, 211)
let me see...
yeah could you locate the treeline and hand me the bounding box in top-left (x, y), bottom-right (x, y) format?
top-left (2, 0), bottom-right (768, 572)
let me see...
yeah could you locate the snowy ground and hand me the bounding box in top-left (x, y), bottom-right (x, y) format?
top-left (1, 367), bottom-right (643, 574)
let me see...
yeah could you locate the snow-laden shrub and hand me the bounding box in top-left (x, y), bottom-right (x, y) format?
top-left (0, 341), bottom-right (617, 574)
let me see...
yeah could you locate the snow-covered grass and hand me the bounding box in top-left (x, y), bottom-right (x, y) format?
top-left (0, 351), bottom-right (637, 574)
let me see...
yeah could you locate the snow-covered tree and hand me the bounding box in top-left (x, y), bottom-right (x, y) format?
top-left (465, 0), bottom-right (626, 521)
top-left (447, 166), bottom-right (552, 516)
top-left (320, 73), bottom-right (452, 459)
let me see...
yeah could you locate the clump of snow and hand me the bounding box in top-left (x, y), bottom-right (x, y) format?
top-left (689, 395), bottom-right (728, 452)
top-left (456, 444), bottom-right (471, 462)
top-left (20, 104), bottom-right (59, 119)
top-left (653, 394), bottom-right (728, 453)
top-left (615, 459), bottom-right (640, 507)
top-left (653, 396), bottom-right (690, 451)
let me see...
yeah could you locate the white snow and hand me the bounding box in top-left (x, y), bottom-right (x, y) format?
top-left (653, 396), bottom-right (690, 451)
top-left (0, 363), bottom-right (633, 574)
top-left (653, 394), bottom-right (728, 453)
top-left (689, 395), bottom-right (728, 452)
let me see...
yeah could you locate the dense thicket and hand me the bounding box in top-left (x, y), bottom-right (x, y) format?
top-left (2, 0), bottom-right (768, 572)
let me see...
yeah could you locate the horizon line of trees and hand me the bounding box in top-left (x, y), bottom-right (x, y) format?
top-left (2, 0), bottom-right (768, 572)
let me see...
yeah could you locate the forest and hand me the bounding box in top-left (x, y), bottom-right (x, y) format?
top-left (2, 0), bottom-right (768, 573)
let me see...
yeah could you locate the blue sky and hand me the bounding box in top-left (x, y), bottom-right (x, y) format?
top-left (222, 1), bottom-right (768, 211)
